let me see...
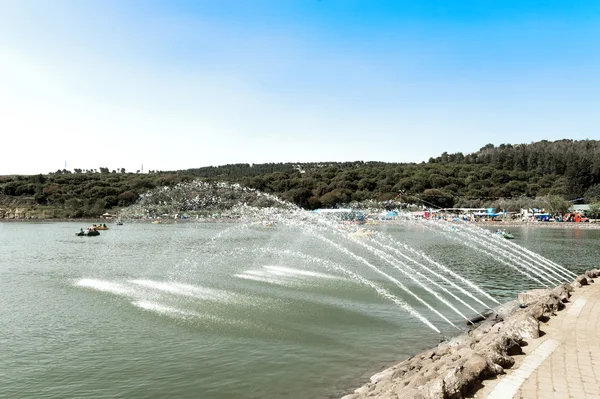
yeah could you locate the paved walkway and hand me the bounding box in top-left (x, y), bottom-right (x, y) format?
top-left (479, 282), bottom-right (600, 399)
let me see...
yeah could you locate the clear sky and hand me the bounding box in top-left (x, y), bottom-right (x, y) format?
top-left (1, 0), bottom-right (599, 175)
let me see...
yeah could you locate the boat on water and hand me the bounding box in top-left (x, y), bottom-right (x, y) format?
top-left (496, 230), bottom-right (514, 239)
top-left (261, 221), bottom-right (275, 227)
top-left (91, 224), bottom-right (109, 230)
top-left (76, 229), bottom-right (100, 236)
top-left (151, 220), bottom-right (162, 224)
top-left (115, 220), bottom-right (123, 226)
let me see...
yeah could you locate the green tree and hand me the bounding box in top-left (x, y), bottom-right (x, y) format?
top-left (118, 191), bottom-right (138, 206)
top-left (584, 184), bottom-right (600, 203)
top-left (420, 189), bottom-right (454, 209)
top-left (588, 203), bottom-right (600, 218)
top-left (540, 195), bottom-right (570, 214)
top-left (319, 189), bottom-right (351, 208)
top-left (283, 188), bottom-right (312, 209)
top-left (65, 198), bottom-right (84, 217)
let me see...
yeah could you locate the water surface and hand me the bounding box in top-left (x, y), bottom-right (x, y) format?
top-left (1, 221), bottom-right (596, 398)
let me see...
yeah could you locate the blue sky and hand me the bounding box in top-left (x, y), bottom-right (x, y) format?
top-left (1, 0), bottom-right (599, 174)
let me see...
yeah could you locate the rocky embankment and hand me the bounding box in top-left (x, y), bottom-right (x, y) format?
top-left (341, 269), bottom-right (600, 399)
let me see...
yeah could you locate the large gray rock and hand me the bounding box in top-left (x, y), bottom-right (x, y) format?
top-left (585, 269), bottom-right (600, 278)
top-left (502, 312), bottom-right (540, 342)
top-left (527, 291), bottom-right (566, 318)
top-left (527, 302), bottom-right (547, 320)
top-left (551, 283), bottom-right (573, 302)
top-left (470, 314), bottom-right (503, 343)
top-left (575, 275), bottom-right (589, 286)
top-left (475, 333), bottom-right (522, 369)
top-left (425, 378), bottom-right (445, 399)
top-left (493, 300), bottom-right (522, 319)
top-left (370, 368), bottom-right (395, 384)
top-left (518, 288), bottom-right (550, 306)
top-left (441, 354), bottom-right (498, 399)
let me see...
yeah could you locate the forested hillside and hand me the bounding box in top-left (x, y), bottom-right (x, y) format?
top-left (429, 140), bottom-right (600, 200)
top-left (1, 140), bottom-right (600, 218)
top-left (184, 140), bottom-right (600, 209)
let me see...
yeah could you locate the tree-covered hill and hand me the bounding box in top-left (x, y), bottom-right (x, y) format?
top-left (428, 139), bottom-right (600, 200)
top-left (1, 139), bottom-right (600, 218)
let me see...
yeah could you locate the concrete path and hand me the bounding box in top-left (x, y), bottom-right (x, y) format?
top-left (478, 283), bottom-right (600, 399)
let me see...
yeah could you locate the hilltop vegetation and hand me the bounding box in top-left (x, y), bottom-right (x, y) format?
top-left (1, 139), bottom-right (600, 218)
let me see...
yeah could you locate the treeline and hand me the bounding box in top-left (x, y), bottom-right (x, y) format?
top-left (428, 140), bottom-right (600, 200)
top-left (1, 139), bottom-right (600, 217)
top-left (180, 140), bottom-right (600, 210)
top-left (0, 172), bottom-right (188, 217)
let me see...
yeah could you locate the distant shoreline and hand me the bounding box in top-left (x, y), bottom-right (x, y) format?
top-left (0, 217), bottom-right (237, 224)
top-left (2, 218), bottom-right (600, 229)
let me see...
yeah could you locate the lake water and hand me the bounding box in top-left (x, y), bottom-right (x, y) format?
top-left (1, 220), bottom-right (597, 399)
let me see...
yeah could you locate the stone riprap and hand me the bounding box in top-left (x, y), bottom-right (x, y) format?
top-left (341, 269), bottom-right (600, 399)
